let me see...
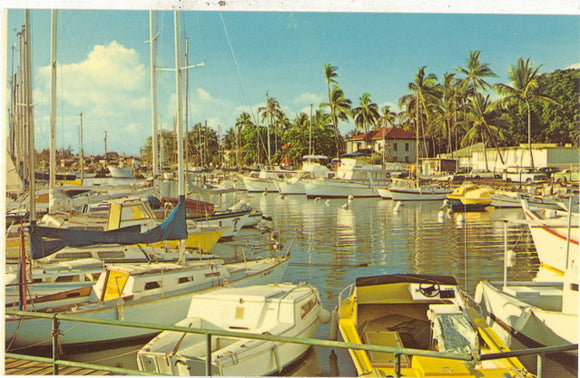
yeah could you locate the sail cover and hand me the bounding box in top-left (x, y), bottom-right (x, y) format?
top-left (30, 195), bottom-right (188, 259)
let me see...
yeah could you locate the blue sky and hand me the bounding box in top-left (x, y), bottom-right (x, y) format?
top-left (5, 9), bottom-right (579, 155)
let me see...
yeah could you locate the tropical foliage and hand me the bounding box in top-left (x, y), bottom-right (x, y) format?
top-left (142, 52), bottom-right (578, 169)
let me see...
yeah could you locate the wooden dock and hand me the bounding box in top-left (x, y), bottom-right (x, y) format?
top-left (4, 358), bottom-right (120, 375)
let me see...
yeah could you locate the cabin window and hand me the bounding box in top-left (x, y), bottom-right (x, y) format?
top-left (121, 204), bottom-right (150, 221)
top-left (85, 273), bottom-right (101, 281)
top-left (178, 276), bottom-right (194, 284)
top-left (144, 281), bottom-right (161, 290)
top-left (97, 251), bottom-right (126, 259)
top-left (54, 252), bottom-right (93, 260)
top-left (572, 283), bottom-right (578, 291)
top-left (55, 275), bottom-right (79, 282)
top-left (300, 299), bottom-right (317, 318)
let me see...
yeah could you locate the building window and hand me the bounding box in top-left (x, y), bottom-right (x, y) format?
top-left (394, 143), bottom-right (398, 151)
top-left (405, 143), bottom-right (409, 151)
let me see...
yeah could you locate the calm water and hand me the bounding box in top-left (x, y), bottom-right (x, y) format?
top-left (65, 181), bottom-right (544, 376)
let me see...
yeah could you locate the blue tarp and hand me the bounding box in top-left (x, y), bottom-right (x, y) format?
top-left (30, 195), bottom-right (188, 259)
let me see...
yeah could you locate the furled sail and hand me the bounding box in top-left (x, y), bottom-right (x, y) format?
top-left (30, 195), bottom-right (188, 259)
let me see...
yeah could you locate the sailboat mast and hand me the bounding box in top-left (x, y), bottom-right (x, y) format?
top-left (174, 11), bottom-right (185, 196)
top-left (49, 9), bottom-right (57, 191)
top-left (174, 11), bottom-right (186, 263)
top-left (149, 11), bottom-right (159, 180)
top-left (79, 112), bottom-right (84, 183)
top-left (24, 9), bottom-right (36, 220)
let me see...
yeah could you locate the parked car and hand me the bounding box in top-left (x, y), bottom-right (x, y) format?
top-left (537, 166), bottom-right (560, 178)
top-left (503, 168), bottom-right (548, 183)
top-left (553, 169), bottom-right (579, 183)
top-left (467, 169), bottom-right (500, 179)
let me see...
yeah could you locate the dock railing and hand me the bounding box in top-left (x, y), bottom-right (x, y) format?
top-left (5, 309), bottom-right (578, 377)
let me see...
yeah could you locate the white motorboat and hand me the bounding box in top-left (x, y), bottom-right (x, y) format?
top-left (520, 198), bottom-right (578, 274)
top-left (304, 158), bottom-right (390, 198)
top-left (475, 269), bottom-right (578, 359)
top-left (274, 155), bottom-right (332, 195)
top-left (137, 282), bottom-right (329, 376)
top-left (5, 254), bottom-right (290, 351)
top-left (385, 179), bottom-right (452, 201)
top-left (108, 165), bottom-right (135, 178)
top-left (242, 167), bottom-right (294, 193)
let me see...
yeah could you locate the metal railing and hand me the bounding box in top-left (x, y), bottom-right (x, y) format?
top-left (5, 309), bottom-right (578, 377)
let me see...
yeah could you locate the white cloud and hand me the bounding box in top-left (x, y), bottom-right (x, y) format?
top-left (293, 91), bottom-right (323, 104)
top-left (565, 63), bottom-right (580, 69)
top-left (40, 41), bottom-right (147, 109)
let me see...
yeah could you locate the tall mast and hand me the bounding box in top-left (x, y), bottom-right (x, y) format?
top-left (148, 11), bottom-right (159, 180)
top-left (174, 11), bottom-right (185, 197)
top-left (79, 112), bottom-right (84, 183)
top-left (49, 10), bottom-right (57, 191)
top-left (24, 9), bottom-right (36, 220)
top-left (174, 11), bottom-right (186, 263)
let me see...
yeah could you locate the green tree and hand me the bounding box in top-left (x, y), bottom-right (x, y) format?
top-left (460, 93), bottom-right (506, 169)
top-left (494, 57), bottom-right (559, 168)
top-left (352, 92), bottom-right (380, 134)
top-left (323, 63), bottom-right (351, 156)
top-left (456, 50), bottom-right (498, 95)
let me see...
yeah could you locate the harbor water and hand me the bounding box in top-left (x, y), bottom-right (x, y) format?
top-left (59, 179), bottom-right (572, 376)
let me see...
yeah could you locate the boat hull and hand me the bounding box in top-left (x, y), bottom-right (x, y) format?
top-left (5, 256), bottom-right (289, 351)
top-left (475, 281), bottom-right (578, 353)
top-left (242, 176), bottom-right (279, 192)
top-left (304, 179), bottom-right (380, 198)
top-left (388, 188), bottom-right (450, 201)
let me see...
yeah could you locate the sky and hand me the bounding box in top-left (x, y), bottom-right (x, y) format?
top-left (4, 5), bottom-right (580, 156)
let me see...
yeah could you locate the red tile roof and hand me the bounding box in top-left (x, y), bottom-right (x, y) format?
top-left (348, 127), bottom-right (416, 141)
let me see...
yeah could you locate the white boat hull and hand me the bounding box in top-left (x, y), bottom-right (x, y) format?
top-left (475, 281), bottom-right (578, 349)
top-left (137, 283), bottom-right (324, 376)
top-left (275, 179), bottom-right (306, 195)
top-left (388, 187), bottom-right (451, 201)
top-left (108, 166), bottom-right (135, 178)
top-left (242, 176), bottom-right (279, 192)
top-left (304, 179), bottom-right (380, 198)
top-left (5, 257), bottom-right (289, 350)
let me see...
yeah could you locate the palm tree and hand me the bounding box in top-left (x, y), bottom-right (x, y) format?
top-left (378, 105), bottom-right (397, 129)
top-left (456, 50), bottom-right (498, 95)
top-left (494, 57), bottom-right (558, 168)
top-left (322, 85), bottom-right (352, 156)
top-left (402, 66), bottom-right (440, 160)
top-left (433, 73), bottom-right (459, 155)
top-left (323, 63), bottom-right (347, 157)
top-left (352, 92), bottom-right (380, 134)
top-left (258, 93), bottom-right (283, 165)
top-left (460, 93), bottom-right (506, 170)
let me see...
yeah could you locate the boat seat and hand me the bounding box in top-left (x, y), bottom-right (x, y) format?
top-left (363, 330), bottom-right (410, 368)
top-left (411, 355), bottom-right (470, 376)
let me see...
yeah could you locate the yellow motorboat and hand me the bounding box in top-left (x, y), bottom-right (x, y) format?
top-left (447, 184), bottom-right (493, 211)
top-left (336, 273), bottom-right (531, 377)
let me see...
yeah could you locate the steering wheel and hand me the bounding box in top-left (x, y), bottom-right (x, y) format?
top-left (419, 283), bottom-right (440, 298)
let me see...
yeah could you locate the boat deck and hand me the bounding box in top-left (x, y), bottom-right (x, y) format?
top-left (4, 358), bottom-right (120, 375)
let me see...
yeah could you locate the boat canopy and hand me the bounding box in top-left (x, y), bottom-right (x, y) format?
top-left (29, 195), bottom-right (188, 259)
top-left (356, 274), bottom-right (458, 287)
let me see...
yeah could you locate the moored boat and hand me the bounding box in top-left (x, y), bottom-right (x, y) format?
top-left (474, 269), bottom-right (578, 365)
top-left (336, 273), bottom-right (531, 377)
top-left (384, 179), bottom-right (452, 201)
top-left (446, 184), bottom-right (493, 211)
top-left (520, 198), bottom-right (578, 274)
top-left (274, 155), bottom-right (332, 195)
top-left (137, 282), bottom-right (328, 376)
top-left (304, 158), bottom-right (390, 199)
top-left (5, 254), bottom-right (290, 351)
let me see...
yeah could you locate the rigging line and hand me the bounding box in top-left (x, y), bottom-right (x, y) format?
top-left (218, 12), bottom-right (258, 124)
